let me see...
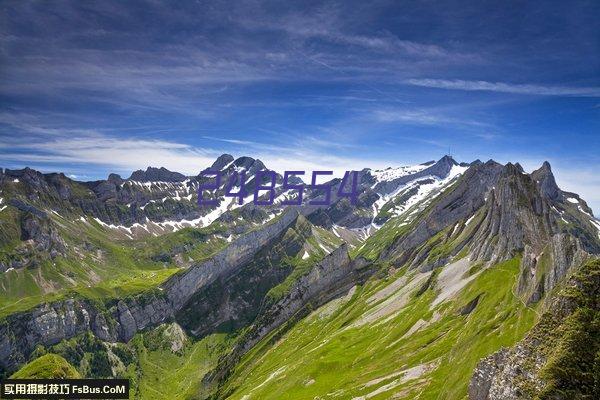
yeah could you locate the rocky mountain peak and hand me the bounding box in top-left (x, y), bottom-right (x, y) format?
top-left (128, 166), bottom-right (186, 182)
top-left (531, 160), bottom-right (561, 201)
top-left (501, 162), bottom-right (525, 177)
top-left (210, 154), bottom-right (234, 171)
top-left (107, 173), bottom-right (123, 184)
top-left (233, 156), bottom-right (266, 175)
top-left (439, 154), bottom-right (458, 164)
top-left (426, 155), bottom-right (458, 178)
top-left (3, 167), bottom-right (47, 192)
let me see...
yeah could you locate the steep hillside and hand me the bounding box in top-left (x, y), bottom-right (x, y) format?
top-left (217, 256), bottom-right (535, 399)
top-left (469, 259), bottom-right (600, 400)
top-left (1, 156), bottom-right (599, 400)
top-left (10, 354), bottom-right (81, 379)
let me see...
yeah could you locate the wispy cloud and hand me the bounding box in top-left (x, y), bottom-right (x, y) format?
top-left (374, 109), bottom-right (488, 128)
top-left (201, 136), bottom-right (258, 146)
top-left (406, 79), bottom-right (600, 97)
top-left (0, 132), bottom-right (220, 176)
top-left (0, 1), bottom-right (486, 117)
top-left (0, 119), bottom-right (393, 178)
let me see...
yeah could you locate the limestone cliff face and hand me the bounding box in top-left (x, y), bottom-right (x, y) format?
top-left (0, 299), bottom-right (115, 371)
top-left (237, 244), bottom-right (356, 356)
top-left (202, 244), bottom-right (372, 397)
top-left (469, 259), bottom-right (600, 400)
top-left (0, 210), bottom-right (300, 373)
top-left (382, 160), bottom-right (504, 266)
top-left (175, 215), bottom-right (314, 337)
top-left (467, 163), bottom-right (598, 303)
top-left (468, 163), bottom-right (553, 264)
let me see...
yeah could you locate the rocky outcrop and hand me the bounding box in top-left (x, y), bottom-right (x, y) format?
top-left (128, 167), bottom-right (186, 182)
top-left (237, 244), bottom-right (356, 355)
top-left (202, 244), bottom-right (372, 397)
top-left (161, 209), bottom-right (300, 312)
top-left (372, 155), bottom-right (460, 196)
top-left (1, 200), bottom-right (66, 268)
top-left (176, 215), bottom-right (314, 336)
top-left (210, 154), bottom-right (234, 171)
top-left (531, 161), bottom-right (561, 201)
top-left (383, 160), bottom-right (504, 265)
top-left (469, 163), bottom-right (554, 264)
top-left (380, 160), bottom-right (598, 306)
top-left (466, 163), bottom-right (598, 302)
top-left (0, 209), bottom-right (301, 374)
top-left (0, 299), bottom-right (116, 372)
top-left (469, 259), bottom-right (600, 400)
top-left (20, 213), bottom-right (66, 259)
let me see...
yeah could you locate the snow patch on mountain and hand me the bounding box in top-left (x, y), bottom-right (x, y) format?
top-left (370, 164), bottom-right (429, 185)
top-left (590, 218), bottom-right (600, 238)
top-left (465, 214), bottom-right (476, 226)
top-left (371, 164), bottom-right (468, 226)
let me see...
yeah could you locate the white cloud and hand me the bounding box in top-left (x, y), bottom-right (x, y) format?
top-left (201, 136), bottom-right (258, 145)
top-left (0, 128), bottom-right (395, 179)
top-left (553, 168), bottom-right (600, 217)
top-left (374, 109), bottom-right (487, 128)
top-left (0, 133), bottom-right (219, 176)
top-left (406, 79), bottom-right (600, 97)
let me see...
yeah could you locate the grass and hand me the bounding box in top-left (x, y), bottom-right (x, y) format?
top-left (30, 324), bottom-right (232, 400)
top-left (132, 330), bottom-right (230, 400)
top-left (535, 259), bottom-right (600, 399)
top-left (0, 209), bottom-right (227, 318)
top-left (220, 257), bottom-right (537, 399)
top-left (10, 354), bottom-right (81, 379)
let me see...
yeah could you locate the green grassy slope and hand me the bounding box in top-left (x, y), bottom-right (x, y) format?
top-left (23, 324), bottom-right (231, 400)
top-left (131, 328), bottom-right (230, 400)
top-left (10, 354), bottom-right (81, 379)
top-left (220, 257), bottom-right (537, 400)
top-left (0, 211), bottom-right (227, 318)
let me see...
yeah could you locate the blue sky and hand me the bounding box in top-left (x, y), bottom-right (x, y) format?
top-left (1, 1), bottom-right (599, 212)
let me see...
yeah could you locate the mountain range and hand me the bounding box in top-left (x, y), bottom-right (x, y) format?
top-left (0, 155), bottom-right (599, 400)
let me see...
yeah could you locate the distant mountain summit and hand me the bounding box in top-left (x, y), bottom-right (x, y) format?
top-left (128, 166), bottom-right (186, 182)
top-left (0, 155), bottom-right (599, 399)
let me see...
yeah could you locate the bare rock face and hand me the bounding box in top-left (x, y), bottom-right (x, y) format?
top-left (0, 299), bottom-right (115, 371)
top-left (469, 163), bottom-right (553, 264)
top-left (202, 243), bottom-right (371, 396)
top-left (210, 153), bottom-right (234, 171)
top-left (20, 213), bottom-right (66, 256)
top-left (465, 162), bottom-right (597, 303)
top-left (128, 167), bottom-right (186, 182)
top-left (469, 344), bottom-right (545, 400)
top-left (176, 215), bottom-right (314, 337)
top-left (373, 159), bottom-right (597, 286)
top-left (0, 210), bottom-right (301, 374)
top-left (1, 201), bottom-right (67, 269)
top-left (383, 160), bottom-right (504, 265)
top-left (531, 161), bottom-right (561, 201)
top-left (469, 259), bottom-right (600, 400)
